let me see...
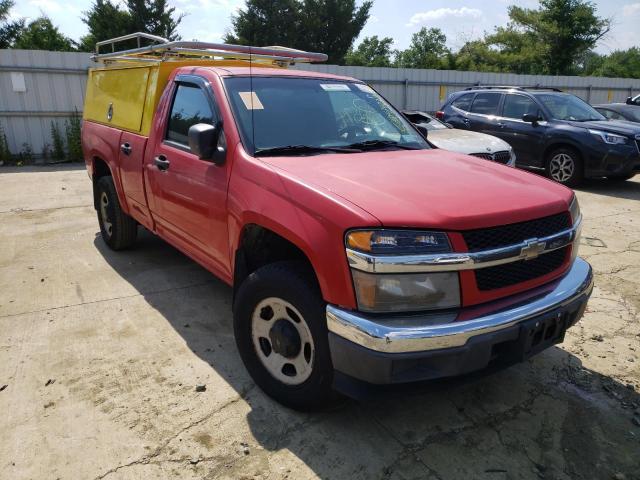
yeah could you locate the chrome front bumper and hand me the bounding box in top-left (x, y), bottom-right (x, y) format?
top-left (327, 257), bottom-right (593, 354)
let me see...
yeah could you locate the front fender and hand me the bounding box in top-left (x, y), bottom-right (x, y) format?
top-left (227, 150), bottom-right (379, 309)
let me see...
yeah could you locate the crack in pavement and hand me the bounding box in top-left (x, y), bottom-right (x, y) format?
top-left (92, 384), bottom-right (256, 480)
top-left (0, 280), bottom-right (216, 319)
top-left (0, 204), bottom-right (93, 215)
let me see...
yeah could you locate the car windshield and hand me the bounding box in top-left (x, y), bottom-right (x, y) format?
top-left (623, 108), bottom-right (640, 122)
top-left (224, 77), bottom-right (429, 155)
top-left (535, 93), bottom-right (605, 122)
top-left (404, 112), bottom-right (449, 131)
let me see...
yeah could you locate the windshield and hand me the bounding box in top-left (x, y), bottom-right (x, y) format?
top-left (224, 77), bottom-right (429, 155)
top-left (404, 112), bottom-right (448, 131)
top-left (624, 108), bottom-right (640, 122)
top-left (535, 93), bottom-right (605, 122)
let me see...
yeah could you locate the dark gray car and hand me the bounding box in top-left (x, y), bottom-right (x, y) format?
top-left (594, 103), bottom-right (640, 124)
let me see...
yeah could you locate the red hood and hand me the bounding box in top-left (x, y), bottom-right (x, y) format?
top-left (262, 149), bottom-right (573, 231)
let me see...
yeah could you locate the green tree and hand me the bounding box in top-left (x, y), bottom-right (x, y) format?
top-left (79, 0), bottom-right (132, 52)
top-left (13, 17), bottom-right (76, 51)
top-left (586, 48), bottom-right (640, 78)
top-left (483, 0), bottom-right (610, 74)
top-left (345, 35), bottom-right (394, 67)
top-left (225, 0), bottom-right (304, 47)
top-left (0, 0), bottom-right (24, 48)
top-left (79, 0), bottom-right (182, 52)
top-left (397, 27), bottom-right (449, 69)
top-left (225, 0), bottom-right (372, 64)
top-left (126, 0), bottom-right (182, 40)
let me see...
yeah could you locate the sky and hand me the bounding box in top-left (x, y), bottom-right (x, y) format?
top-left (8, 0), bottom-right (640, 56)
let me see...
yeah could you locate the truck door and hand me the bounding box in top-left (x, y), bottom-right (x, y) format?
top-left (498, 93), bottom-right (548, 167)
top-left (118, 131), bottom-right (152, 228)
top-left (145, 76), bottom-right (231, 278)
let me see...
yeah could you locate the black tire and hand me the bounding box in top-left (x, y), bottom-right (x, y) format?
top-left (606, 173), bottom-right (636, 182)
top-left (546, 147), bottom-right (584, 187)
top-left (96, 176), bottom-right (137, 250)
top-left (233, 261), bottom-right (334, 410)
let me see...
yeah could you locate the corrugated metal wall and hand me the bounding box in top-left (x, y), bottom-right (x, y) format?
top-left (0, 49), bottom-right (91, 156)
top-left (2, 48), bottom-right (640, 154)
top-left (297, 64), bottom-right (640, 111)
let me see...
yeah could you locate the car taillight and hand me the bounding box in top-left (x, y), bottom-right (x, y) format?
top-left (435, 111), bottom-right (445, 120)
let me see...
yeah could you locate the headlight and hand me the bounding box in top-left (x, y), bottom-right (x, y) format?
top-left (346, 229), bottom-right (451, 255)
top-left (351, 270), bottom-right (460, 313)
top-left (569, 195), bottom-right (581, 224)
top-left (346, 229), bottom-right (460, 312)
top-left (569, 195), bottom-right (582, 261)
top-left (588, 129), bottom-right (628, 145)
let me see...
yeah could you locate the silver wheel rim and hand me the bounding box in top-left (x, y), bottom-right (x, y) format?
top-left (100, 191), bottom-right (113, 236)
top-left (251, 297), bottom-right (315, 385)
top-left (549, 153), bottom-right (575, 182)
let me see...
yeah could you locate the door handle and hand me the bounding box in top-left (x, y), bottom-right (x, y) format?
top-left (154, 154), bottom-right (170, 171)
top-left (497, 122), bottom-right (505, 129)
top-left (120, 142), bottom-right (132, 155)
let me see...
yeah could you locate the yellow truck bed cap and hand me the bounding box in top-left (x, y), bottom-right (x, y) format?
top-left (84, 32), bottom-right (327, 136)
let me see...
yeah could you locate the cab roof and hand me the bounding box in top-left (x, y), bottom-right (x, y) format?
top-left (195, 66), bottom-right (358, 82)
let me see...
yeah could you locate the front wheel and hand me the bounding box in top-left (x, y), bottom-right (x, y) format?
top-left (233, 261), bottom-right (334, 410)
top-left (546, 148), bottom-right (583, 187)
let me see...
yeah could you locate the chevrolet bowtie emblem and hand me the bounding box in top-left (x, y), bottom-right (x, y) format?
top-left (521, 239), bottom-right (546, 260)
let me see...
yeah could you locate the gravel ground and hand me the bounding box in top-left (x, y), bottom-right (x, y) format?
top-left (0, 165), bottom-right (638, 480)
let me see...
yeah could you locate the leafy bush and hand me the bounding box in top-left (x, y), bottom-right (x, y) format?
top-left (50, 120), bottom-right (65, 162)
top-left (65, 109), bottom-right (82, 162)
top-left (15, 142), bottom-right (33, 166)
top-left (0, 124), bottom-right (11, 165)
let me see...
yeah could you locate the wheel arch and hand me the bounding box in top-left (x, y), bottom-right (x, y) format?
top-left (232, 223), bottom-right (322, 305)
top-left (543, 142), bottom-right (584, 165)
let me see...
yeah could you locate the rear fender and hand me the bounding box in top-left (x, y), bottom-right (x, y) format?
top-left (83, 121), bottom-right (130, 215)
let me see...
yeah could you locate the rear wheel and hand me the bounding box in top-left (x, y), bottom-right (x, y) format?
top-left (233, 261), bottom-right (334, 410)
top-left (546, 148), bottom-right (583, 187)
top-left (96, 176), bottom-right (137, 250)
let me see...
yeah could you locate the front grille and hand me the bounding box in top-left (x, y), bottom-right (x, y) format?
top-left (470, 150), bottom-right (511, 164)
top-left (462, 213), bottom-right (571, 252)
top-left (475, 247), bottom-right (568, 291)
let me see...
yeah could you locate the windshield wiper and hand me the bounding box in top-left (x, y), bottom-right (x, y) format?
top-left (254, 145), bottom-right (359, 156)
top-left (343, 139), bottom-right (421, 151)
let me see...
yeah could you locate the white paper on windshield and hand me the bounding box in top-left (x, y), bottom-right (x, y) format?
top-left (355, 83), bottom-right (374, 93)
top-left (320, 83), bottom-right (350, 92)
top-left (238, 91), bottom-right (264, 110)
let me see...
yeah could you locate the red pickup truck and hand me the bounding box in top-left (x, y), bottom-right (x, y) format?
top-left (82, 35), bottom-right (593, 409)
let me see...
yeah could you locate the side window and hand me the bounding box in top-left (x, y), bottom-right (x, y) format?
top-left (502, 94), bottom-right (539, 120)
top-left (470, 93), bottom-right (501, 115)
top-left (166, 83), bottom-right (215, 146)
top-left (451, 93), bottom-right (474, 111)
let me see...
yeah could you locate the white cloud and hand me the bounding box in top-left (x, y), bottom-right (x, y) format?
top-left (622, 3), bottom-right (640, 16)
top-left (406, 7), bottom-right (483, 27)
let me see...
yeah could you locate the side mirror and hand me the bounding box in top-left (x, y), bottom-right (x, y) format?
top-left (626, 96), bottom-right (633, 105)
top-left (415, 124), bottom-right (429, 138)
top-left (522, 113), bottom-right (539, 124)
top-left (188, 123), bottom-right (226, 164)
